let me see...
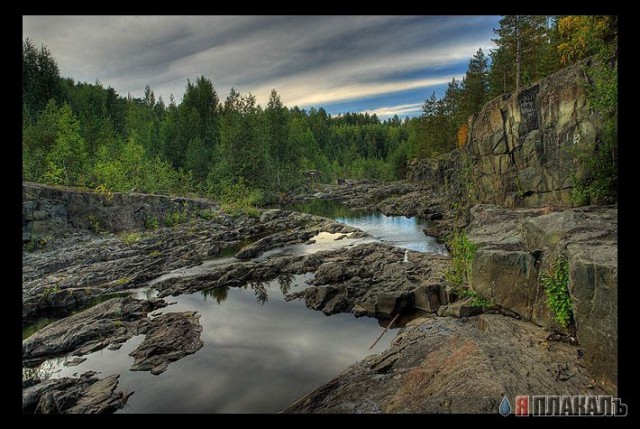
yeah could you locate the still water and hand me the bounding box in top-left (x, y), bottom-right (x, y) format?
top-left (292, 199), bottom-right (448, 255)
top-left (37, 275), bottom-right (396, 413)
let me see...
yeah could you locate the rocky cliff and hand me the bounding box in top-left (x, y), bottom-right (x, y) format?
top-left (406, 61), bottom-right (617, 394)
top-left (409, 59), bottom-right (603, 210)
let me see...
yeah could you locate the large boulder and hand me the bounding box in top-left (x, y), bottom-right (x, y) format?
top-left (284, 315), bottom-right (606, 413)
top-left (465, 204), bottom-right (617, 393)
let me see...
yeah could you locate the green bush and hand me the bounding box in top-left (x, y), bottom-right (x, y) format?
top-left (164, 210), bottom-right (188, 227)
top-left (445, 230), bottom-right (477, 289)
top-left (346, 157), bottom-right (393, 181)
top-left (570, 60), bottom-right (617, 206)
top-left (145, 214), bottom-right (159, 230)
top-left (213, 177), bottom-right (264, 217)
top-left (120, 231), bottom-right (142, 245)
top-left (464, 289), bottom-right (492, 309)
top-left (540, 255), bottom-right (573, 327)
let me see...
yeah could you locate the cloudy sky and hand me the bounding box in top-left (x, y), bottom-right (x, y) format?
top-left (23, 16), bottom-right (500, 119)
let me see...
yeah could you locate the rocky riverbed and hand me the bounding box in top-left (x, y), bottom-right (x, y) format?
top-left (22, 181), bottom-right (615, 413)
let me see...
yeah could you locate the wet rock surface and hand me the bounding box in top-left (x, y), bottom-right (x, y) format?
top-left (22, 205), bottom-right (357, 325)
top-left (23, 371), bottom-right (132, 414)
top-left (23, 297), bottom-right (167, 367)
top-left (129, 311), bottom-right (204, 375)
top-left (288, 243), bottom-right (449, 317)
top-left (283, 315), bottom-right (605, 413)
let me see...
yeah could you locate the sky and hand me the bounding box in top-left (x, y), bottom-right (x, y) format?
top-left (23, 16), bottom-right (501, 120)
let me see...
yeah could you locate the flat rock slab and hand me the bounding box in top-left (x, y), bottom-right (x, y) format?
top-left (283, 314), bottom-right (605, 413)
top-left (129, 311), bottom-right (203, 375)
top-left (23, 297), bottom-right (166, 366)
top-left (23, 371), bottom-right (131, 414)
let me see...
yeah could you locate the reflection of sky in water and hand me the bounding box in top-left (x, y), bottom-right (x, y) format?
top-left (336, 213), bottom-right (448, 254)
top-left (37, 275), bottom-right (396, 413)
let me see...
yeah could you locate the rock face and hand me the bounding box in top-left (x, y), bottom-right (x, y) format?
top-left (23, 371), bottom-right (131, 414)
top-left (129, 311), bottom-right (204, 375)
top-left (284, 315), bottom-right (605, 413)
top-left (408, 60), bottom-right (604, 210)
top-left (466, 204), bottom-right (617, 393)
top-left (23, 181), bottom-right (220, 243)
top-left (23, 297), bottom-right (167, 367)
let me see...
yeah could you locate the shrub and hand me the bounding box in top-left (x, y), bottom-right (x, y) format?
top-left (540, 255), bottom-right (573, 327)
top-left (445, 230), bottom-right (477, 289)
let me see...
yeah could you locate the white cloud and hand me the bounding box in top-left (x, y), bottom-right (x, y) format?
top-left (360, 103), bottom-right (424, 119)
top-left (22, 15), bottom-right (499, 111)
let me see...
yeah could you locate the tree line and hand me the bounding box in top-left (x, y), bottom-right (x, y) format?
top-left (22, 15), bottom-right (617, 206)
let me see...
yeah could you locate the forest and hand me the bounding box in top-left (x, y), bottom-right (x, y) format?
top-left (23, 16), bottom-right (618, 209)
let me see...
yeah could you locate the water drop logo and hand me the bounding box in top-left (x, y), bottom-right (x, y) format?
top-left (499, 395), bottom-right (511, 416)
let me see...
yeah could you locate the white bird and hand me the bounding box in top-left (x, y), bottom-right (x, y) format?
top-left (403, 249), bottom-right (409, 263)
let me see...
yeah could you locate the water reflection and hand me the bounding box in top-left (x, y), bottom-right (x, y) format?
top-left (250, 281), bottom-right (268, 305)
top-left (202, 286), bottom-right (229, 304)
top-left (293, 199), bottom-right (447, 254)
top-left (277, 273), bottom-right (293, 295)
top-left (31, 275), bottom-right (397, 413)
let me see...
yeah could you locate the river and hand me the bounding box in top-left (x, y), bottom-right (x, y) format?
top-left (27, 203), bottom-right (446, 413)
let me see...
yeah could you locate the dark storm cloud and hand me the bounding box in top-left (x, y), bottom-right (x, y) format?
top-left (23, 15), bottom-right (499, 117)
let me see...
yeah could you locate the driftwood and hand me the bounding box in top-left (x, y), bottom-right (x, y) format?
top-left (369, 313), bottom-right (400, 350)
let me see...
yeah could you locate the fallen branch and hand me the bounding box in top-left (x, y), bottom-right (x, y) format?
top-left (369, 313), bottom-right (400, 350)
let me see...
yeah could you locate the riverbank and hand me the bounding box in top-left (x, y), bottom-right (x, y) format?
top-left (22, 181), bottom-right (615, 413)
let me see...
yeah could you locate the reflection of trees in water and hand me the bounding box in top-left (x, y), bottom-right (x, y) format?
top-left (251, 281), bottom-right (268, 304)
top-left (203, 275), bottom-right (296, 305)
top-left (202, 286), bottom-right (229, 304)
top-left (277, 274), bottom-right (293, 295)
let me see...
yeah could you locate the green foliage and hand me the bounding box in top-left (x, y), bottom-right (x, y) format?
top-left (214, 177), bottom-right (264, 218)
top-left (148, 250), bottom-right (162, 257)
top-left (164, 210), bottom-right (188, 227)
top-left (25, 235), bottom-right (47, 252)
top-left (21, 29), bottom-right (615, 211)
top-left (95, 184), bottom-right (114, 201)
top-left (347, 157), bottom-right (393, 181)
top-left (197, 209), bottom-right (217, 220)
top-left (445, 230), bottom-right (477, 289)
top-left (540, 256), bottom-right (572, 327)
top-left (87, 214), bottom-right (102, 233)
top-left (41, 103), bottom-right (89, 186)
top-left (41, 285), bottom-right (60, 300)
top-left (144, 214), bottom-right (159, 230)
top-left (113, 277), bottom-right (131, 286)
top-left (23, 39), bottom-right (61, 117)
top-left (569, 58), bottom-right (617, 206)
top-left (489, 15), bottom-right (561, 96)
top-left (120, 231), bottom-right (142, 245)
top-left (558, 16), bottom-right (617, 66)
top-left (459, 48), bottom-right (489, 119)
top-left (464, 289), bottom-right (493, 309)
